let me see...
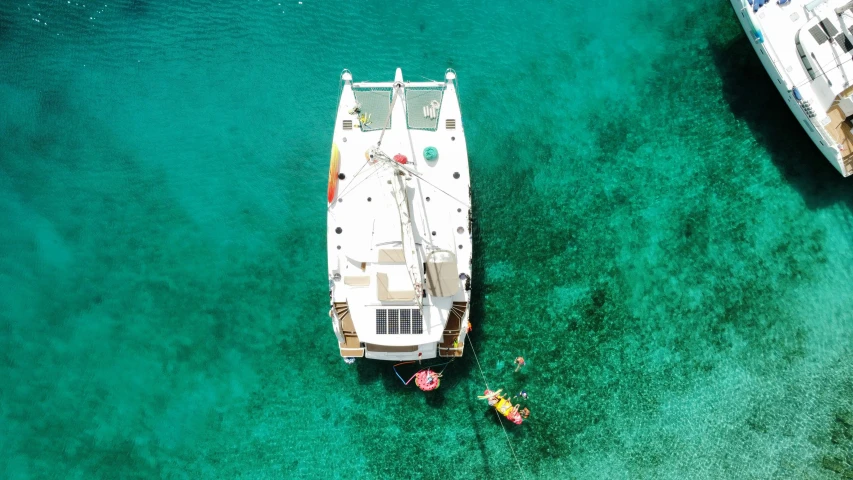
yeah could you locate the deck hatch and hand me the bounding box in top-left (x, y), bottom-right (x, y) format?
top-left (445, 119), bottom-right (456, 129)
top-left (375, 308), bottom-right (423, 334)
top-left (810, 25), bottom-right (829, 45)
top-left (342, 119), bottom-right (352, 130)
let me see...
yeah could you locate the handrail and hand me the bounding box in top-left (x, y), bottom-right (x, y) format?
top-left (743, 6), bottom-right (797, 87)
top-left (329, 306), bottom-right (345, 344)
top-left (813, 115), bottom-right (843, 146)
top-left (741, 6), bottom-right (842, 150)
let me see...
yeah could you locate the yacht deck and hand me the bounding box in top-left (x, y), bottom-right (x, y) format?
top-left (825, 106), bottom-right (853, 160)
top-left (327, 69), bottom-right (473, 360)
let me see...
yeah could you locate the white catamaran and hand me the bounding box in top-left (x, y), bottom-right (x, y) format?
top-left (326, 68), bottom-right (472, 362)
top-left (731, 0), bottom-right (853, 176)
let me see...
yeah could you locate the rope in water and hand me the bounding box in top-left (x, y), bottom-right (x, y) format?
top-left (467, 338), bottom-right (527, 480)
top-left (393, 362), bottom-right (419, 385)
top-left (467, 338), bottom-right (491, 391)
top-left (392, 359), bottom-right (455, 385)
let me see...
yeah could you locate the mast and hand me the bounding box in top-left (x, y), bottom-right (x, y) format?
top-left (371, 69), bottom-right (424, 309)
top-left (389, 163), bottom-right (424, 309)
top-left (837, 1), bottom-right (853, 51)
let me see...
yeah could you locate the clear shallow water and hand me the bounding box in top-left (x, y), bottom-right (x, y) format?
top-left (2, 0), bottom-right (853, 478)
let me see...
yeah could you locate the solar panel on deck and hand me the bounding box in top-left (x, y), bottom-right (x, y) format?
top-left (376, 308), bottom-right (423, 334)
top-left (810, 25), bottom-right (829, 44)
top-left (836, 34), bottom-right (853, 53)
top-left (388, 309), bottom-right (399, 334)
top-left (412, 310), bottom-right (423, 334)
top-left (821, 19), bottom-right (839, 37)
top-left (376, 309), bottom-right (387, 334)
top-left (400, 309), bottom-right (411, 335)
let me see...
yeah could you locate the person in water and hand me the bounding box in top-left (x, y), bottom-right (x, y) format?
top-left (478, 390), bottom-right (525, 424)
top-left (478, 389), bottom-right (503, 406)
top-left (514, 356), bottom-right (526, 372)
top-left (424, 370), bottom-right (441, 385)
top-left (507, 404), bottom-right (524, 424)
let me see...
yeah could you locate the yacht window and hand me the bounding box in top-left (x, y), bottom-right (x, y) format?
top-left (796, 34), bottom-right (817, 80)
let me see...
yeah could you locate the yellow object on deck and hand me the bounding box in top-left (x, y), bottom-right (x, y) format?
top-left (327, 143), bottom-right (340, 204)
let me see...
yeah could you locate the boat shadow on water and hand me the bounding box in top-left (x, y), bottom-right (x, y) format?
top-left (352, 357), bottom-right (471, 410)
top-left (711, 35), bottom-right (853, 210)
top-left (353, 360), bottom-right (402, 390)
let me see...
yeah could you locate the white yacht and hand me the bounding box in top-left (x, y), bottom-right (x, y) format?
top-left (731, 0), bottom-right (853, 176)
top-left (326, 68), bottom-right (472, 362)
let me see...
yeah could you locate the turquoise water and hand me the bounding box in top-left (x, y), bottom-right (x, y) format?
top-left (2, 0), bottom-right (853, 478)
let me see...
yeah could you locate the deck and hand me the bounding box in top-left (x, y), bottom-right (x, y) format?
top-left (825, 106), bottom-right (853, 175)
top-left (438, 302), bottom-right (467, 357)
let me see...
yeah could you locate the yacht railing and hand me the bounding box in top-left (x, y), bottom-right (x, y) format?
top-left (795, 91), bottom-right (841, 146)
top-left (740, 3), bottom-right (843, 152)
top-left (812, 117), bottom-right (840, 148)
top-left (741, 4), bottom-right (797, 87)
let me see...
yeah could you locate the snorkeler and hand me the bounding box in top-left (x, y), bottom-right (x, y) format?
top-left (514, 356), bottom-right (526, 372)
